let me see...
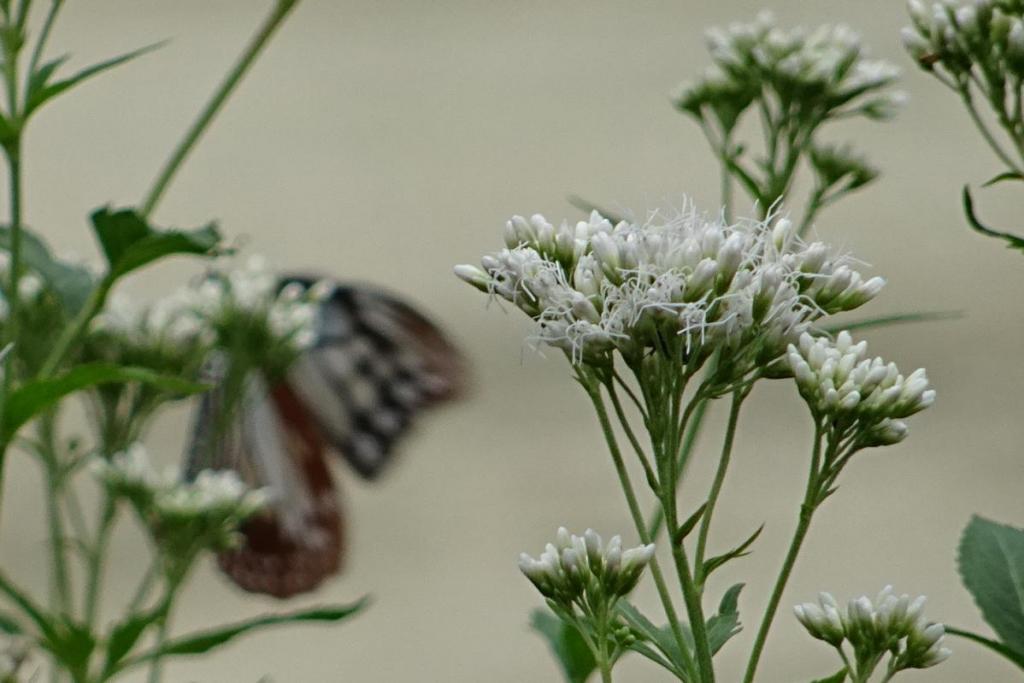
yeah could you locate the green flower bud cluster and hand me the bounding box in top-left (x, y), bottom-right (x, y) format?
top-left (677, 12), bottom-right (902, 132)
top-left (795, 587), bottom-right (951, 680)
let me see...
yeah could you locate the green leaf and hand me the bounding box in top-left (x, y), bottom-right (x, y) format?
top-left (706, 583), bottom-right (744, 654)
top-left (958, 516), bottom-right (1024, 653)
top-left (946, 626), bottom-right (1024, 671)
top-left (2, 363), bottom-right (209, 440)
top-left (0, 226), bottom-right (96, 314)
top-left (25, 43), bottom-right (164, 118)
top-left (819, 310), bottom-right (960, 335)
top-left (701, 525), bottom-right (763, 579)
top-left (983, 171), bottom-right (1024, 187)
top-left (123, 600), bottom-right (368, 668)
top-left (673, 502), bottom-right (708, 545)
top-left (90, 207), bottom-right (221, 280)
top-left (102, 608), bottom-right (163, 675)
top-left (810, 669), bottom-right (848, 683)
top-left (962, 185), bottom-right (1024, 252)
top-left (617, 601), bottom-right (693, 679)
top-left (46, 617), bottom-right (96, 674)
top-left (0, 569), bottom-right (59, 643)
top-left (529, 609), bottom-right (597, 683)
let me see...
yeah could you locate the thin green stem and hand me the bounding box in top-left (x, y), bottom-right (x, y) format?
top-left (742, 427), bottom-right (825, 683)
top-left (694, 390), bottom-right (744, 582)
top-left (958, 85), bottom-right (1023, 173)
top-left (37, 277), bottom-right (110, 379)
top-left (38, 413), bottom-right (71, 616)
top-left (139, 0), bottom-right (301, 217)
top-left (584, 382), bottom-right (696, 680)
top-left (605, 380), bottom-right (659, 493)
top-left (83, 496), bottom-right (118, 627)
top-left (662, 485), bottom-right (715, 683)
top-left (721, 132), bottom-right (733, 222)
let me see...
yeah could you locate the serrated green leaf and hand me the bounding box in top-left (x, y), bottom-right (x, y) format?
top-left (701, 525), bottom-right (763, 579)
top-left (983, 171), bottom-right (1024, 187)
top-left (2, 363), bottom-right (209, 440)
top-left (706, 583), bottom-right (744, 654)
top-left (963, 185), bottom-right (1024, 252)
top-left (122, 600), bottom-right (368, 668)
top-left (946, 626), bottom-right (1024, 671)
top-left (0, 226), bottom-right (95, 314)
top-left (810, 669), bottom-right (848, 683)
top-left (25, 43), bottom-right (163, 118)
top-left (958, 516), bottom-right (1024, 653)
top-left (529, 609), bottom-right (597, 683)
top-left (90, 207), bottom-right (221, 280)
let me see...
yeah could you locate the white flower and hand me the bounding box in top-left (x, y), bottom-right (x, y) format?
top-left (787, 331), bottom-right (934, 438)
top-left (458, 202), bottom-right (884, 369)
top-left (796, 586), bottom-right (951, 677)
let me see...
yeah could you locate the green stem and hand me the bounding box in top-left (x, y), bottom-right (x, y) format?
top-left (742, 427), bottom-right (824, 683)
top-left (958, 85), bottom-right (1023, 173)
top-left (83, 495), bottom-right (118, 627)
top-left (584, 382), bottom-right (697, 680)
top-left (38, 412), bottom-right (71, 616)
top-left (694, 390), bottom-right (743, 582)
top-left (721, 132), bottom-right (733, 223)
top-left (662, 486), bottom-right (715, 683)
top-left (139, 0), bottom-right (301, 218)
top-left (37, 276), bottom-right (111, 379)
top-left (605, 380), bottom-right (659, 493)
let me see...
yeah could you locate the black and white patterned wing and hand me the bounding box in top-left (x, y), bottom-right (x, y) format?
top-left (283, 279), bottom-right (466, 479)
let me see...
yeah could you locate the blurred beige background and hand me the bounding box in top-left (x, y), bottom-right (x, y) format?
top-left (1, 0), bottom-right (1022, 681)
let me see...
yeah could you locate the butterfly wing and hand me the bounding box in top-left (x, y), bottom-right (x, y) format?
top-left (283, 280), bottom-right (466, 479)
top-left (184, 279), bottom-right (465, 597)
top-left (186, 368), bottom-right (343, 598)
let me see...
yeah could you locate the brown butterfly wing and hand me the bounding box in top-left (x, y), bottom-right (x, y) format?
top-left (187, 374), bottom-right (343, 599)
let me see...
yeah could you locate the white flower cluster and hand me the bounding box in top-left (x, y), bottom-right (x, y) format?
top-left (456, 205), bottom-right (884, 369)
top-left (91, 255), bottom-right (324, 364)
top-left (196, 256), bottom-right (322, 351)
top-left (787, 332), bottom-right (935, 445)
top-left (676, 12), bottom-right (903, 126)
top-left (903, 0), bottom-right (1024, 78)
top-left (518, 527), bottom-right (655, 605)
top-left (93, 444), bottom-right (268, 554)
top-left (92, 290), bottom-right (207, 348)
top-left (795, 587), bottom-right (952, 673)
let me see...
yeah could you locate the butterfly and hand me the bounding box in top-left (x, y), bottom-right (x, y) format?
top-left (185, 276), bottom-right (465, 598)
